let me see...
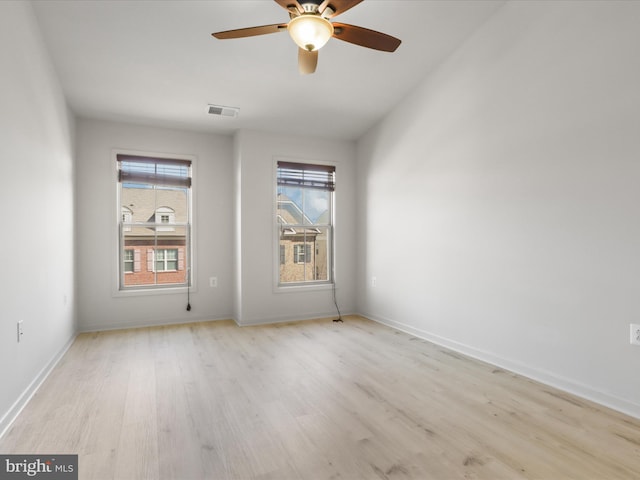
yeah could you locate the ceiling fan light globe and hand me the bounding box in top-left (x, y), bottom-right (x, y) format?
top-left (288, 15), bottom-right (334, 51)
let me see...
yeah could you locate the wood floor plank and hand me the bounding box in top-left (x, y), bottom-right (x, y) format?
top-left (1, 316), bottom-right (639, 479)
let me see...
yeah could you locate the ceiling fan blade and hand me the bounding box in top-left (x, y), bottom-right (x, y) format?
top-left (212, 24), bottom-right (287, 40)
top-left (298, 48), bottom-right (318, 75)
top-left (332, 23), bottom-right (401, 52)
top-left (318, 0), bottom-right (363, 18)
top-left (273, 0), bottom-right (304, 15)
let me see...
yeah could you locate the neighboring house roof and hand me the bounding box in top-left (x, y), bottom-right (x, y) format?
top-left (121, 187), bottom-right (188, 237)
top-left (277, 193), bottom-right (321, 236)
top-left (315, 210), bottom-right (330, 225)
top-left (277, 194), bottom-right (311, 224)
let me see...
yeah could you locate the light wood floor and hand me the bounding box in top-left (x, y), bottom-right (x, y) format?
top-left (1, 316), bottom-right (639, 479)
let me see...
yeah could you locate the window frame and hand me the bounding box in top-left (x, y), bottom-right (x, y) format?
top-left (113, 149), bottom-right (196, 297)
top-left (273, 158), bottom-right (336, 292)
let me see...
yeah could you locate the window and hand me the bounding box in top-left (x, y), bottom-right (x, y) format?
top-left (293, 244), bottom-right (311, 264)
top-left (277, 161), bottom-right (334, 285)
top-left (122, 207), bottom-right (132, 232)
top-left (117, 154), bottom-right (191, 289)
top-left (121, 207), bottom-right (132, 223)
top-left (155, 248), bottom-right (178, 271)
top-left (155, 206), bottom-right (176, 231)
top-left (123, 249), bottom-right (134, 273)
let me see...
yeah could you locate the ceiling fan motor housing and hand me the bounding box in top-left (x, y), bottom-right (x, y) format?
top-left (288, 14), bottom-right (335, 51)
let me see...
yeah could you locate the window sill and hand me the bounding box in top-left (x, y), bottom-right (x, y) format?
top-left (274, 282), bottom-right (334, 294)
top-left (113, 284), bottom-right (195, 298)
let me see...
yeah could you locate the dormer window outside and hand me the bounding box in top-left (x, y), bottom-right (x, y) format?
top-left (156, 207), bottom-right (176, 231)
top-left (122, 207), bottom-right (132, 232)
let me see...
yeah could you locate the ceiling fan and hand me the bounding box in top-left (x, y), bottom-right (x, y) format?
top-left (211, 0), bottom-right (401, 75)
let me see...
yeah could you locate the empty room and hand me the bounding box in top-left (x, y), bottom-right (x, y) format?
top-left (1, 0), bottom-right (639, 478)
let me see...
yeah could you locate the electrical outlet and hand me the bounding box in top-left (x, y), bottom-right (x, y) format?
top-left (209, 276), bottom-right (218, 288)
top-left (631, 324), bottom-right (640, 346)
top-left (371, 276), bottom-right (377, 287)
top-left (17, 320), bottom-right (24, 343)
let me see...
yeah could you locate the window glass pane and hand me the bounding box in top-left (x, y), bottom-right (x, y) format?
top-left (121, 186), bottom-right (187, 223)
top-left (165, 248), bottom-right (178, 271)
top-left (276, 162), bottom-right (333, 286)
top-left (277, 186), bottom-right (330, 226)
top-left (312, 226), bottom-right (330, 281)
top-left (279, 226), bottom-right (331, 283)
top-left (123, 227), bottom-right (152, 287)
top-left (156, 230), bottom-right (186, 284)
top-left (119, 162), bottom-right (190, 289)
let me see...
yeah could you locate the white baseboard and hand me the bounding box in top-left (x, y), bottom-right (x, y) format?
top-left (236, 310), bottom-right (353, 327)
top-left (78, 314), bottom-right (234, 333)
top-left (364, 312), bottom-right (640, 421)
top-left (0, 334), bottom-right (77, 439)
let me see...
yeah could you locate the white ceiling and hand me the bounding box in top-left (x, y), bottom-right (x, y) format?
top-left (31, 0), bottom-right (504, 140)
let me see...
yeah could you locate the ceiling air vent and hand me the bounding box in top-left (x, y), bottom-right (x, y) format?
top-left (208, 104), bottom-right (240, 118)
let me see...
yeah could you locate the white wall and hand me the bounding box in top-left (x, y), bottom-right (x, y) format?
top-left (75, 119), bottom-right (234, 331)
top-left (0, 1), bottom-right (76, 433)
top-left (234, 130), bottom-right (357, 325)
top-left (357, 0), bottom-right (640, 418)
top-left (232, 134), bottom-right (243, 322)
top-left (74, 123), bottom-right (357, 329)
